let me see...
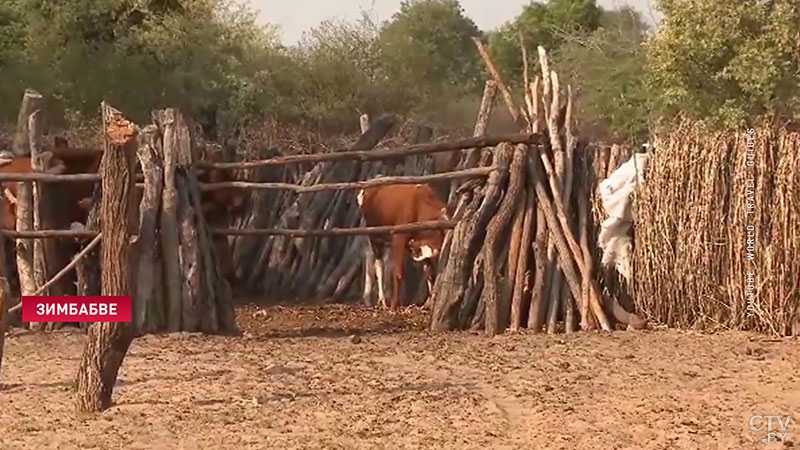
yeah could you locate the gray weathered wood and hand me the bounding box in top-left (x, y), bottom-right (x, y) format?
top-left (12, 89), bottom-right (44, 156)
top-left (134, 125), bottom-right (164, 332)
top-left (483, 144), bottom-right (525, 336)
top-left (157, 109), bottom-right (183, 332)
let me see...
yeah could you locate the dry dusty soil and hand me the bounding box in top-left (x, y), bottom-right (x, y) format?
top-left (1, 303), bottom-right (799, 450)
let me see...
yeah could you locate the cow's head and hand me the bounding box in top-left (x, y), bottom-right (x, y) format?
top-left (408, 234), bottom-right (443, 262)
top-left (408, 206), bottom-right (448, 263)
top-left (39, 151), bottom-right (68, 174)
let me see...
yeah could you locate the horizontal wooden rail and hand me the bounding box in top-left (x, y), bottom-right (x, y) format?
top-left (0, 173), bottom-right (101, 182)
top-left (211, 220), bottom-right (457, 237)
top-left (0, 229), bottom-right (98, 238)
top-left (197, 133), bottom-right (542, 170)
top-left (0, 173), bottom-right (147, 185)
top-left (200, 167), bottom-right (493, 192)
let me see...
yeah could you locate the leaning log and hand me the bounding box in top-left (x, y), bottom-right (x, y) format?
top-left (510, 175), bottom-right (535, 331)
top-left (561, 87), bottom-right (578, 332)
top-left (544, 69), bottom-right (565, 335)
top-left (432, 79), bottom-right (498, 310)
top-left (472, 38), bottom-right (527, 130)
top-left (76, 184), bottom-right (102, 301)
top-left (154, 107), bottom-right (238, 334)
top-left (75, 102), bottom-right (139, 413)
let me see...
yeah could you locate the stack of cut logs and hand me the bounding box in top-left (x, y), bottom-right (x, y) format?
top-left (428, 40), bottom-right (647, 335)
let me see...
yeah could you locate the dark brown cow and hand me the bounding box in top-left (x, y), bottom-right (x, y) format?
top-left (195, 150), bottom-right (246, 285)
top-left (357, 183), bottom-right (448, 311)
top-left (0, 148), bottom-right (95, 295)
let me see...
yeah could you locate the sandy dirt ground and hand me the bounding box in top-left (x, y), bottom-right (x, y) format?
top-left (1, 303), bottom-right (799, 450)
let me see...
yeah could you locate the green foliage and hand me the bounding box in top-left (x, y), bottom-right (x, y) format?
top-left (3, 0), bottom-right (792, 145)
top-left (647, 0), bottom-right (800, 129)
top-left (288, 0), bottom-right (486, 131)
top-left (556, 7), bottom-right (651, 141)
top-left (489, 0), bottom-right (602, 82)
top-left (376, 0), bottom-right (484, 115)
top-left (0, 0), bottom-right (489, 136)
top-left (291, 15), bottom-right (386, 128)
top-left (0, 0), bottom-right (281, 126)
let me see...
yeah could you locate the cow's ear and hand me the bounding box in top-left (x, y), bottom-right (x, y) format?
top-left (54, 136), bottom-right (69, 150)
top-left (231, 192), bottom-right (245, 209)
top-left (204, 148), bottom-right (222, 163)
top-left (77, 197), bottom-right (93, 211)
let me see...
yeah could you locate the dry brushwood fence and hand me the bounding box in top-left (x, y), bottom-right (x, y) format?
top-left (633, 120), bottom-right (800, 336)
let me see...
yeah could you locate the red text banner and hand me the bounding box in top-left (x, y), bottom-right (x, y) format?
top-left (21, 296), bottom-right (132, 322)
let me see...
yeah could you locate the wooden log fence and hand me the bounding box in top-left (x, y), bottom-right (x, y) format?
top-left (0, 38), bottom-right (651, 343)
top-left (0, 36), bottom-right (665, 413)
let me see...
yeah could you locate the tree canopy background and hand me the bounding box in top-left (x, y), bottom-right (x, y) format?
top-left (0, 0), bottom-right (796, 145)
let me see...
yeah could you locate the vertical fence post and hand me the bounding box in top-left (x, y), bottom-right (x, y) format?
top-left (75, 103), bottom-right (139, 413)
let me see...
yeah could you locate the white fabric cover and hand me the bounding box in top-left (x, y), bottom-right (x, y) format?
top-left (597, 153), bottom-right (650, 282)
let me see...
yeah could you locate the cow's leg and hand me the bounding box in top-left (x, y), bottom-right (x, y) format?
top-left (375, 258), bottom-right (386, 309)
top-left (371, 240), bottom-right (388, 309)
top-left (423, 260), bottom-right (434, 297)
top-left (390, 235), bottom-right (409, 311)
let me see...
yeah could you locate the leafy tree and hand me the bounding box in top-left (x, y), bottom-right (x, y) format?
top-left (376, 0), bottom-right (484, 113)
top-left (489, 0), bottom-right (603, 82)
top-left (556, 6), bottom-right (652, 141)
top-left (0, 0), bottom-right (281, 127)
top-left (291, 15), bottom-right (388, 129)
top-left (646, 0), bottom-right (800, 128)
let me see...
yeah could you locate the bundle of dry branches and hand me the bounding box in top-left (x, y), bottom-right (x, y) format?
top-left (429, 37), bottom-right (647, 334)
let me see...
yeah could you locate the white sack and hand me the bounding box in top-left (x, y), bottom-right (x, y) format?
top-left (597, 153), bottom-right (650, 282)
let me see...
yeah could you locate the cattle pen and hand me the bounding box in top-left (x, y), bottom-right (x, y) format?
top-left (0, 44), bottom-right (659, 411)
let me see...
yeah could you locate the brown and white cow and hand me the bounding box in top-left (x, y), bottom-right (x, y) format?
top-left (356, 183), bottom-right (448, 311)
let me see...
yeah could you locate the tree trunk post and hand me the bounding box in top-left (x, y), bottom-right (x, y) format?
top-left (15, 187), bottom-right (35, 328)
top-left (358, 114), bottom-right (376, 306)
top-left (158, 109), bottom-right (183, 332)
top-left (0, 199), bottom-right (8, 385)
top-left (483, 144), bottom-right (525, 336)
top-left (76, 184), bottom-right (102, 300)
top-left (29, 109), bottom-right (65, 331)
top-left (134, 125), bottom-right (164, 333)
top-left (13, 89), bottom-right (44, 157)
top-left (75, 103), bottom-right (139, 413)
